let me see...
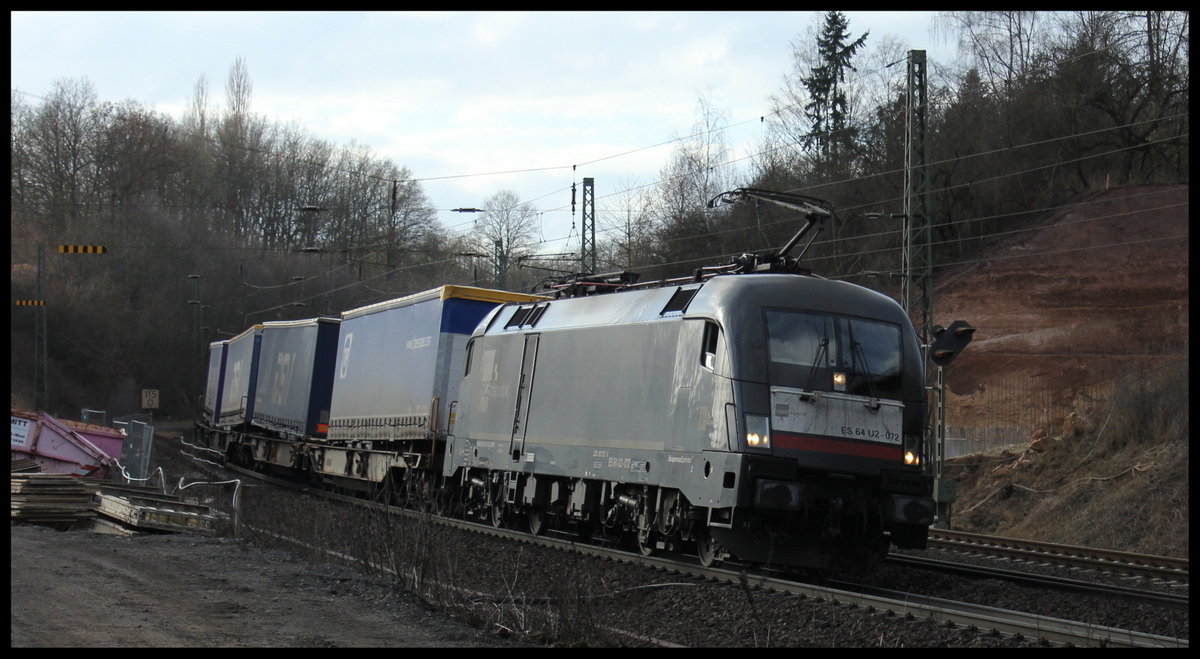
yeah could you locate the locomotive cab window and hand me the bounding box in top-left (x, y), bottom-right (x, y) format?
top-left (765, 309), bottom-right (903, 401)
top-left (841, 317), bottom-right (903, 399)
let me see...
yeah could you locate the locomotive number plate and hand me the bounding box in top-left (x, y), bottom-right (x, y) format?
top-left (771, 387), bottom-right (903, 444)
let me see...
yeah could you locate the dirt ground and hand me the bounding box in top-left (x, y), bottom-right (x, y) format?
top-left (10, 523), bottom-right (521, 648)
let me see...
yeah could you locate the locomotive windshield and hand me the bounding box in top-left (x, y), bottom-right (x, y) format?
top-left (765, 309), bottom-right (903, 400)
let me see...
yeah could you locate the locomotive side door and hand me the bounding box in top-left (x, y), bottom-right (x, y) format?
top-left (509, 332), bottom-right (540, 461)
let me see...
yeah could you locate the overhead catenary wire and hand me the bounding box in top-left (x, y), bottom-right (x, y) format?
top-left (515, 129), bottom-right (1189, 256)
top-left (11, 128), bottom-right (1187, 315)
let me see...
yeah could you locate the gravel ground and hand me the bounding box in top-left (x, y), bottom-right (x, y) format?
top-left (419, 528), bottom-right (1189, 647)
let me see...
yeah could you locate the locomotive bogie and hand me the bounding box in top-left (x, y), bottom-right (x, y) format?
top-left (457, 464), bottom-right (712, 557)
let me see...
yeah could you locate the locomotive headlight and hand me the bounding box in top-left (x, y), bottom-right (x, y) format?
top-left (746, 414), bottom-right (771, 449)
top-left (833, 372), bottom-right (847, 390)
top-left (903, 434), bottom-right (921, 466)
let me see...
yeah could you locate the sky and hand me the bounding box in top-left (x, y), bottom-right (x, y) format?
top-left (11, 11), bottom-right (959, 255)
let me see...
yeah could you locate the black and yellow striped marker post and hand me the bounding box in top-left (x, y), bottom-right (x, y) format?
top-left (15, 300), bottom-right (45, 305)
top-left (58, 245), bottom-right (107, 253)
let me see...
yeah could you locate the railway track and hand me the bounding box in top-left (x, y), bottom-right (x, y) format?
top-left (218, 462), bottom-right (1187, 647)
top-left (928, 528), bottom-right (1189, 582)
top-left (886, 554), bottom-right (1189, 611)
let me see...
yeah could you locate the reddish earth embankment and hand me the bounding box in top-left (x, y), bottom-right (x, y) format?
top-left (934, 184), bottom-right (1188, 433)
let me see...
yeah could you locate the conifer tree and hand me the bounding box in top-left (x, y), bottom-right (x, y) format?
top-left (802, 11), bottom-right (869, 160)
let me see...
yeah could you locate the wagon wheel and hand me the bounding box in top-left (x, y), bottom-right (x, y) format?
top-left (490, 499), bottom-right (506, 529)
top-left (696, 527), bottom-right (720, 567)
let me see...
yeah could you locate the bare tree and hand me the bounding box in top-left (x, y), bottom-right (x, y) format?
top-left (182, 74), bottom-right (211, 139)
top-left (650, 94), bottom-right (732, 225)
top-left (21, 78), bottom-right (109, 233)
top-left (470, 190), bottom-right (539, 290)
top-left (933, 11), bottom-right (1048, 96)
top-left (597, 177), bottom-right (656, 272)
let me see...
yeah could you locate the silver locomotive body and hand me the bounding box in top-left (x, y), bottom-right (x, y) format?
top-left (447, 273), bottom-right (934, 568)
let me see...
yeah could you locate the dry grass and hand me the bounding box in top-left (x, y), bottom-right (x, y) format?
top-left (234, 476), bottom-right (614, 646)
top-left (945, 358), bottom-right (1188, 558)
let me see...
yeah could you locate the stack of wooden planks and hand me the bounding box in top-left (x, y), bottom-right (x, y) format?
top-left (10, 458), bottom-right (41, 473)
top-left (10, 473), bottom-right (99, 527)
top-left (95, 490), bottom-right (219, 536)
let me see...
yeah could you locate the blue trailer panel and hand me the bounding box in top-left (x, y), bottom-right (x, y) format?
top-left (218, 325), bottom-right (263, 428)
top-left (252, 317), bottom-right (341, 439)
top-left (203, 340), bottom-right (228, 425)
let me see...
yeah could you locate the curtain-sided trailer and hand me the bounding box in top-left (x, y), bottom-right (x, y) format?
top-left (217, 325), bottom-right (263, 428)
top-left (199, 285), bottom-right (545, 490)
top-left (252, 317), bottom-right (341, 440)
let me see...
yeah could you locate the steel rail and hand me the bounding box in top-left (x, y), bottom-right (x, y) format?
top-left (886, 554), bottom-right (1189, 612)
top-left (929, 529), bottom-right (1189, 582)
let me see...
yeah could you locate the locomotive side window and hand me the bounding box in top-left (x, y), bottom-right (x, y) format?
top-left (701, 321), bottom-right (720, 370)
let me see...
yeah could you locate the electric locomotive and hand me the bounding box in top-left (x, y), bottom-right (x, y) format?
top-left (447, 271), bottom-right (932, 567)
top-left (446, 189), bottom-right (934, 568)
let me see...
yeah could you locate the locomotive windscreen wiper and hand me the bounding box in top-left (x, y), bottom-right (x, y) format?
top-left (803, 337), bottom-right (829, 394)
top-left (851, 339), bottom-right (880, 402)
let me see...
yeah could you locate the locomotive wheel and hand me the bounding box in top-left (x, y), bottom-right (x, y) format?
top-left (696, 527), bottom-right (720, 567)
top-left (528, 507), bottom-right (544, 536)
